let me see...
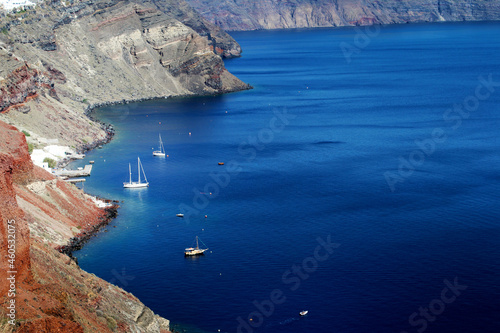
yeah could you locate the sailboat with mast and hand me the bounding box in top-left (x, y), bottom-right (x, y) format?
top-left (153, 134), bottom-right (166, 157)
top-left (184, 236), bottom-right (208, 256)
top-left (123, 157), bottom-right (149, 188)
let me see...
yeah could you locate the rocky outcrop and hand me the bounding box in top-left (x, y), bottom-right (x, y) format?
top-left (0, 121), bottom-right (170, 332)
top-left (0, 64), bottom-right (54, 113)
top-left (184, 0), bottom-right (500, 31)
top-left (0, 0), bottom-right (249, 149)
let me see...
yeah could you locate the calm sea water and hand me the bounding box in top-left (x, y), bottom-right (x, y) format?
top-left (73, 22), bottom-right (500, 333)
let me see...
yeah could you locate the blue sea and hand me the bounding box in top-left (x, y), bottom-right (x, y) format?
top-left (73, 22), bottom-right (500, 333)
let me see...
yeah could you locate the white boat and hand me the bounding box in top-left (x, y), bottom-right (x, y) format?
top-left (184, 236), bottom-right (208, 256)
top-left (300, 310), bottom-right (308, 316)
top-left (153, 134), bottom-right (166, 157)
top-left (123, 157), bottom-right (149, 188)
top-left (176, 213), bottom-right (184, 217)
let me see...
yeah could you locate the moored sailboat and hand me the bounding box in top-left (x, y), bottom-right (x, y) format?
top-left (153, 134), bottom-right (166, 157)
top-left (123, 157), bottom-right (149, 188)
top-left (184, 236), bottom-right (208, 256)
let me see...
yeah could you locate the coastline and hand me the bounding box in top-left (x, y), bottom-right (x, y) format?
top-left (56, 201), bottom-right (119, 259)
top-left (0, 120), bottom-right (173, 332)
top-left (77, 86), bottom-right (252, 155)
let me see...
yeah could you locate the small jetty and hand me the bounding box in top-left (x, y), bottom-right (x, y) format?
top-left (54, 165), bottom-right (93, 178)
top-left (63, 178), bottom-right (86, 183)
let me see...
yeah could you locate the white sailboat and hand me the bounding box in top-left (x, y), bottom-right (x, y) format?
top-left (123, 157), bottom-right (149, 188)
top-left (184, 236), bottom-right (208, 256)
top-left (153, 134), bottom-right (166, 157)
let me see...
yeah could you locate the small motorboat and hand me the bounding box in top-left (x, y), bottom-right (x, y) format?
top-left (89, 160), bottom-right (95, 164)
top-left (218, 162), bottom-right (224, 165)
top-left (176, 213), bottom-right (184, 217)
top-left (299, 310), bottom-right (308, 316)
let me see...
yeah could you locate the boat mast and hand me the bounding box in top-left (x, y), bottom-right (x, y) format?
top-left (128, 163), bottom-right (132, 184)
top-left (137, 157), bottom-right (141, 184)
top-left (196, 236), bottom-right (199, 250)
top-left (140, 158), bottom-right (148, 183)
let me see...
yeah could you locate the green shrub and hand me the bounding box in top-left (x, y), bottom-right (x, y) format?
top-left (105, 316), bottom-right (117, 331)
top-left (43, 158), bottom-right (56, 168)
top-left (22, 130), bottom-right (30, 136)
top-left (28, 143), bottom-right (34, 154)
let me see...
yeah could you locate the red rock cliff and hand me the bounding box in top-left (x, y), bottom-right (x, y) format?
top-left (0, 121), bottom-right (170, 332)
top-left (0, 121), bottom-right (33, 296)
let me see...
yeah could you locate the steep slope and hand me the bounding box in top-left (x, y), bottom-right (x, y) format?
top-left (185, 0), bottom-right (500, 31)
top-left (0, 0), bottom-right (249, 149)
top-left (0, 120), bottom-right (170, 332)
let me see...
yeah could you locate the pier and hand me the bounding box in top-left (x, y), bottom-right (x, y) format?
top-left (63, 178), bottom-right (86, 183)
top-left (54, 165), bottom-right (93, 178)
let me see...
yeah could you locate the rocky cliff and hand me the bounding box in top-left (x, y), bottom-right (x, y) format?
top-left (0, 120), bottom-right (170, 332)
top-left (184, 0), bottom-right (500, 31)
top-left (0, 0), bottom-right (249, 149)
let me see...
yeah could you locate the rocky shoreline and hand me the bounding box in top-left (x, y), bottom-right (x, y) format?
top-left (0, 0), bottom-right (251, 153)
top-left (56, 202), bottom-right (119, 258)
top-left (0, 120), bottom-right (172, 332)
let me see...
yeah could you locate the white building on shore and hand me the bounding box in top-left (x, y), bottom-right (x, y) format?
top-left (0, 0), bottom-right (36, 12)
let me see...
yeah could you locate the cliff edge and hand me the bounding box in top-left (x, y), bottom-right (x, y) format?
top-left (185, 0), bottom-right (500, 31)
top-left (0, 0), bottom-right (249, 149)
top-left (0, 121), bottom-right (170, 332)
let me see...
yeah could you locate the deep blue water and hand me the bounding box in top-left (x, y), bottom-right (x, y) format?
top-left (73, 22), bottom-right (500, 333)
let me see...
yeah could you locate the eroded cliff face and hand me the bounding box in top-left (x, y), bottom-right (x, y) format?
top-left (0, 121), bottom-right (170, 332)
top-left (0, 0), bottom-right (249, 149)
top-left (185, 0), bottom-right (500, 31)
top-left (0, 121), bottom-right (32, 298)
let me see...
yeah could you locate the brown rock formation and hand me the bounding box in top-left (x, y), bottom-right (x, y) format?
top-left (0, 0), bottom-right (250, 150)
